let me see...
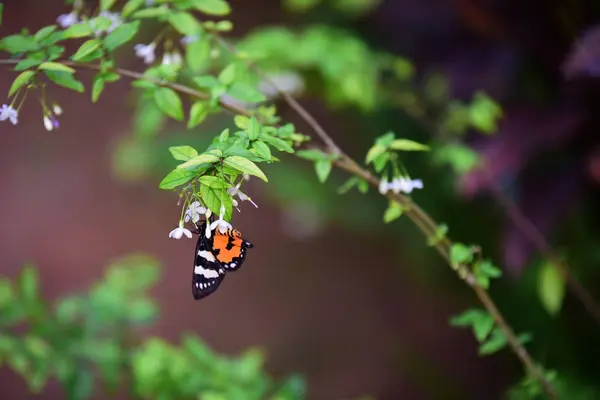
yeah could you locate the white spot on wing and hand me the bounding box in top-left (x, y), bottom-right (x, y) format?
top-left (194, 265), bottom-right (219, 278)
top-left (198, 250), bottom-right (216, 262)
top-left (230, 262), bottom-right (236, 268)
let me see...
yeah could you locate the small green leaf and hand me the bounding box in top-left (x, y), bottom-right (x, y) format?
top-left (169, 12), bottom-right (202, 36)
top-left (449, 308), bottom-right (486, 327)
top-left (132, 6), bottom-right (170, 18)
top-left (44, 70), bottom-right (84, 93)
top-left (188, 101), bottom-right (208, 129)
top-left (122, 0), bottom-right (145, 17)
top-left (473, 313), bottom-right (494, 342)
top-left (71, 39), bottom-right (102, 61)
top-left (223, 156), bottom-right (268, 182)
top-left (538, 261), bottom-right (566, 316)
top-left (478, 328), bottom-right (508, 356)
top-left (247, 116), bottom-right (260, 140)
top-left (219, 129), bottom-right (229, 142)
top-left (1, 34), bottom-right (39, 53)
top-left (34, 25), bottom-right (58, 42)
top-left (338, 176), bottom-right (360, 194)
top-left (227, 82), bottom-right (266, 103)
top-left (365, 144), bottom-right (386, 164)
top-left (103, 21), bottom-right (140, 51)
top-left (38, 62), bottom-right (74, 73)
top-left (9, 70), bottom-right (35, 97)
top-left (296, 149), bottom-right (332, 162)
top-left (251, 141), bottom-right (271, 160)
top-left (218, 63), bottom-right (236, 85)
top-left (383, 201), bottom-right (403, 223)
top-left (375, 132), bottom-right (396, 147)
top-left (261, 135), bottom-right (294, 153)
top-left (234, 115), bottom-right (249, 129)
top-left (154, 87), bottom-right (184, 121)
top-left (191, 0), bottom-right (232, 16)
top-left (450, 243), bottom-right (473, 268)
top-left (92, 75), bottom-right (105, 103)
top-left (427, 224), bottom-right (448, 246)
top-left (186, 38), bottom-right (210, 72)
top-left (19, 265), bottom-right (38, 304)
top-left (200, 183), bottom-right (233, 220)
top-left (177, 153), bottom-right (220, 169)
top-left (389, 139), bottom-right (430, 151)
top-left (193, 75), bottom-right (220, 88)
top-left (101, 0), bottom-right (117, 11)
top-left (315, 160), bottom-right (332, 183)
top-left (63, 23), bottom-right (93, 39)
top-left (159, 169), bottom-right (196, 190)
top-left (198, 175), bottom-right (227, 189)
top-left (169, 146), bottom-right (198, 161)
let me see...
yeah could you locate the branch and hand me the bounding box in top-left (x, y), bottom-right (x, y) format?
top-left (0, 57), bottom-right (557, 398)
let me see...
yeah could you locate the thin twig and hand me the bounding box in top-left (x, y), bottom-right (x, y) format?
top-left (0, 57), bottom-right (557, 398)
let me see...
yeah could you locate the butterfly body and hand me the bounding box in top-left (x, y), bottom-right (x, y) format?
top-left (192, 221), bottom-right (253, 300)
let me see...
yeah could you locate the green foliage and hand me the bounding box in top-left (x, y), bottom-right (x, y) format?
top-left (537, 260), bottom-right (566, 317)
top-left (0, 258), bottom-right (304, 400)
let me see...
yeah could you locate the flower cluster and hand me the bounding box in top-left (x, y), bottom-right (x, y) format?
top-left (378, 176), bottom-right (423, 195)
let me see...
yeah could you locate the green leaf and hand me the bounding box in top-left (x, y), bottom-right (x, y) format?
top-left (450, 243), bottom-right (473, 268)
top-left (186, 38), bottom-right (210, 72)
top-left (296, 149), bottom-right (332, 162)
top-left (427, 224), bottom-right (448, 246)
top-left (365, 144), bottom-right (386, 164)
top-left (44, 70), bottom-right (84, 93)
top-left (375, 132), bottom-right (396, 147)
top-left (9, 70), bottom-right (35, 97)
top-left (372, 152), bottom-right (390, 173)
top-left (193, 75), bottom-right (219, 88)
top-left (473, 313), bottom-right (494, 342)
top-left (538, 261), bottom-right (565, 316)
top-left (159, 169), bottom-right (196, 190)
top-left (469, 91), bottom-right (502, 134)
top-left (169, 12), bottom-right (202, 36)
top-left (187, 101), bottom-right (208, 129)
top-left (103, 21), bottom-right (140, 51)
top-left (261, 135), bottom-right (294, 153)
top-left (63, 23), bottom-right (93, 39)
top-left (34, 25), bottom-right (58, 42)
top-left (92, 75), bottom-right (105, 103)
top-left (219, 128), bottom-right (229, 142)
top-left (101, 0), bottom-right (117, 11)
top-left (234, 115), bottom-right (249, 129)
top-left (223, 156), bottom-right (268, 182)
top-left (227, 82), bottom-right (266, 103)
top-left (169, 146), bottom-right (198, 161)
top-left (19, 265), bottom-right (38, 304)
top-left (177, 153), bottom-right (220, 169)
top-left (122, 0), bottom-right (145, 17)
top-left (198, 175), bottom-right (227, 189)
top-left (38, 62), bottom-right (74, 73)
top-left (389, 139), bottom-right (430, 151)
top-left (1, 34), bottom-right (39, 53)
top-left (191, 0), bottom-right (232, 16)
top-left (154, 87), bottom-right (184, 121)
top-left (478, 328), bottom-right (508, 356)
top-left (71, 39), bottom-right (102, 61)
top-left (315, 160), bottom-right (332, 183)
top-left (383, 201), bottom-right (403, 223)
top-left (251, 141), bottom-right (271, 160)
top-left (218, 63), bottom-right (236, 85)
top-left (247, 116), bottom-right (260, 140)
top-left (200, 183), bottom-right (233, 220)
top-left (449, 308), bottom-right (486, 327)
top-left (132, 6), bottom-right (170, 18)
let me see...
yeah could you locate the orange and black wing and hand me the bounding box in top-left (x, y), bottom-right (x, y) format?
top-left (192, 222), bottom-right (226, 300)
top-left (212, 229), bottom-right (254, 272)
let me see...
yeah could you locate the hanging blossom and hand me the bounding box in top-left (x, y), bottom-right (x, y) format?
top-left (227, 182), bottom-right (258, 208)
top-left (181, 35), bottom-right (201, 45)
top-left (205, 205), bottom-right (232, 239)
top-left (91, 11), bottom-right (123, 36)
top-left (184, 201), bottom-right (207, 223)
top-left (0, 104), bottom-right (18, 125)
top-left (379, 176), bottom-right (423, 195)
top-left (162, 51), bottom-right (183, 67)
top-left (169, 220), bottom-right (192, 240)
top-left (134, 43), bottom-right (156, 64)
top-left (57, 12), bottom-right (78, 28)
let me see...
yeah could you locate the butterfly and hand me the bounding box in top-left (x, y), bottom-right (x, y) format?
top-left (191, 220), bottom-right (254, 300)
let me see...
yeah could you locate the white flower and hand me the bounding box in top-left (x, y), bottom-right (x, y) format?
top-left (162, 51), bottom-right (183, 67)
top-left (227, 183), bottom-right (258, 208)
top-left (378, 178), bottom-right (389, 194)
top-left (43, 116), bottom-right (53, 131)
top-left (0, 104), bottom-right (18, 125)
top-left (169, 221), bottom-right (192, 239)
top-left (184, 201), bottom-right (206, 223)
top-left (390, 177), bottom-right (423, 194)
top-left (134, 43), bottom-right (156, 64)
top-left (57, 12), bottom-right (78, 28)
top-left (205, 205), bottom-right (232, 238)
top-left (52, 104), bottom-right (63, 116)
top-left (181, 35), bottom-right (200, 45)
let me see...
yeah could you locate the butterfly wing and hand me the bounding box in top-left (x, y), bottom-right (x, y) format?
top-left (212, 229), bottom-right (254, 272)
top-left (192, 222), bottom-right (226, 300)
